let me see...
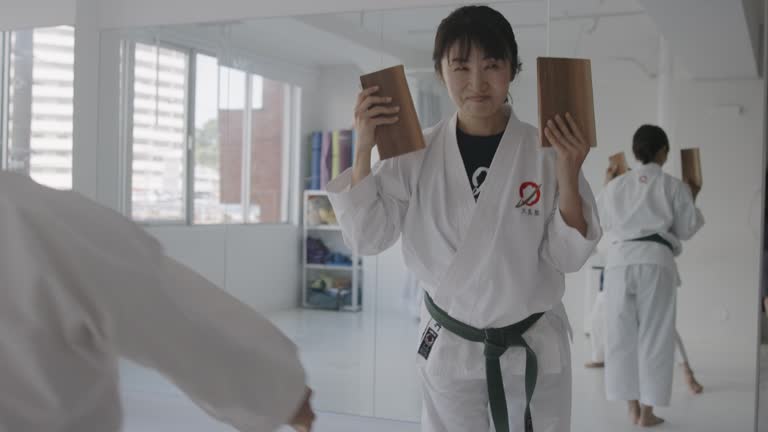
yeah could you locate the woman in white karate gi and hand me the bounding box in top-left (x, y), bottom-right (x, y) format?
top-left (0, 172), bottom-right (314, 432)
top-left (327, 6), bottom-right (601, 432)
top-left (598, 125), bottom-right (704, 427)
top-left (589, 168), bottom-right (704, 396)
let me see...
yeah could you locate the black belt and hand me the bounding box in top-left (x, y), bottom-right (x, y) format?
top-left (628, 233), bottom-right (673, 251)
top-left (425, 293), bottom-right (543, 432)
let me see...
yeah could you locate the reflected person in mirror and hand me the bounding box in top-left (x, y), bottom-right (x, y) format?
top-left (328, 5), bottom-right (602, 432)
top-left (598, 125), bottom-right (704, 427)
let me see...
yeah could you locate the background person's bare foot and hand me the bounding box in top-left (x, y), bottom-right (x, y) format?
top-left (638, 405), bottom-right (664, 427)
top-left (628, 400), bottom-right (640, 425)
top-left (682, 362), bottom-right (703, 394)
top-left (585, 361), bottom-right (604, 368)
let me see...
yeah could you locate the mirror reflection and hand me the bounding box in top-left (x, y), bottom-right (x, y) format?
top-left (0, 1), bottom-right (763, 431)
top-left (100, 2), bottom-right (765, 431)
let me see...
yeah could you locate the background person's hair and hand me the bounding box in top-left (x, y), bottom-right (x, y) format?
top-left (633, 124), bottom-right (670, 164)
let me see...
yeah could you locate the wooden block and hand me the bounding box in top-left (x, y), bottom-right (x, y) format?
top-left (681, 148), bottom-right (702, 188)
top-left (360, 65), bottom-right (426, 160)
top-left (537, 57), bottom-right (597, 148)
top-left (609, 152), bottom-right (629, 175)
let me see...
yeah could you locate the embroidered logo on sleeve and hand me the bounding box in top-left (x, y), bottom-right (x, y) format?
top-left (418, 319), bottom-right (441, 360)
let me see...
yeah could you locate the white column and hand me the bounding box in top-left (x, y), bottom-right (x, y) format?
top-left (656, 36), bottom-right (682, 177)
top-left (72, 0), bottom-right (101, 201)
top-left (95, 31), bottom-right (126, 212)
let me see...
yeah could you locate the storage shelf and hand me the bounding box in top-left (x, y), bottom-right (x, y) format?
top-left (301, 303), bottom-right (362, 312)
top-left (305, 190), bottom-right (329, 196)
top-left (303, 190), bottom-right (362, 312)
top-left (306, 225), bottom-right (342, 231)
top-left (305, 264), bottom-right (358, 271)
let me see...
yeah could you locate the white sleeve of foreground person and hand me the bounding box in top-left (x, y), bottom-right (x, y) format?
top-left (0, 172), bottom-right (307, 432)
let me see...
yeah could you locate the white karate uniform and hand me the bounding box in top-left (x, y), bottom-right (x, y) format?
top-left (327, 109), bottom-right (601, 432)
top-left (589, 291), bottom-right (607, 363)
top-left (590, 292), bottom-right (691, 366)
top-left (403, 270), bottom-right (424, 320)
top-left (597, 163), bottom-right (704, 407)
top-left (0, 172), bottom-right (306, 432)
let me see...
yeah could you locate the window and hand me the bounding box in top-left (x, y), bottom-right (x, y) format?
top-left (130, 43), bottom-right (189, 222)
top-left (1, 26), bottom-right (74, 190)
top-left (247, 75), bottom-right (289, 224)
top-left (124, 40), bottom-right (293, 225)
top-left (193, 60), bottom-right (246, 224)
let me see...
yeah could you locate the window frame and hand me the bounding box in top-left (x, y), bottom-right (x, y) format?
top-left (1, 26), bottom-right (76, 189)
top-left (126, 39), bottom-right (192, 225)
top-left (0, 31), bottom-right (8, 172)
top-left (122, 37), bottom-right (296, 226)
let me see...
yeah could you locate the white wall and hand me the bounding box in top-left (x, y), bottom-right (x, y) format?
top-left (314, 64), bottom-right (361, 131)
top-left (0, 0), bottom-right (76, 30)
top-left (671, 79), bottom-right (764, 361)
top-left (93, 0), bottom-right (487, 30)
top-left (147, 224), bottom-right (301, 313)
top-left (70, 0), bottom-right (100, 202)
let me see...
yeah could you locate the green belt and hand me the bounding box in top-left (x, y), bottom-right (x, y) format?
top-left (425, 293), bottom-right (544, 432)
top-left (628, 233), bottom-right (673, 251)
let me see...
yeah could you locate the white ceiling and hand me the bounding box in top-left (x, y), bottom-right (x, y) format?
top-left (173, 0), bottom-right (661, 77)
top-left (639, 0), bottom-right (762, 79)
top-left (167, 0), bottom-right (760, 80)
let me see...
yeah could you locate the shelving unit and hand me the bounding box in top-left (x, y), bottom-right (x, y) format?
top-left (302, 190), bottom-right (362, 312)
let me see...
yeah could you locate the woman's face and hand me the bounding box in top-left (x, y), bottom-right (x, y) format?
top-left (439, 42), bottom-right (513, 119)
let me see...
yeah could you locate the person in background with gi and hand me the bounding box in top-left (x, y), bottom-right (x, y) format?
top-left (0, 172), bottom-right (315, 432)
top-left (598, 125), bottom-right (704, 427)
top-left (589, 167), bottom-right (704, 396)
top-left (327, 5), bottom-right (601, 432)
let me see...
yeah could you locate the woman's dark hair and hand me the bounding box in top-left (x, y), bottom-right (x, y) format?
top-left (632, 125), bottom-right (670, 164)
top-left (433, 5), bottom-right (521, 80)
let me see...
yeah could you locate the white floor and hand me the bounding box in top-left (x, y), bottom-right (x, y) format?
top-left (122, 390), bottom-right (420, 432)
top-left (121, 308), bottom-right (759, 432)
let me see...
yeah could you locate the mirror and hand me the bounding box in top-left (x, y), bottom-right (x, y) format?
top-left (760, 165), bottom-right (768, 431)
top-left (758, 2), bottom-right (768, 429)
top-left (89, 1), bottom-right (765, 430)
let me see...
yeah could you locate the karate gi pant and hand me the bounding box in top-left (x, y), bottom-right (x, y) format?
top-left (418, 310), bottom-right (572, 432)
top-left (591, 291), bottom-right (688, 366)
top-left (604, 264), bottom-right (676, 407)
top-left (589, 291), bottom-right (606, 363)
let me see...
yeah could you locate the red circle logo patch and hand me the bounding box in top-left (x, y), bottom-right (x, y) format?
top-left (517, 182), bottom-right (542, 207)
